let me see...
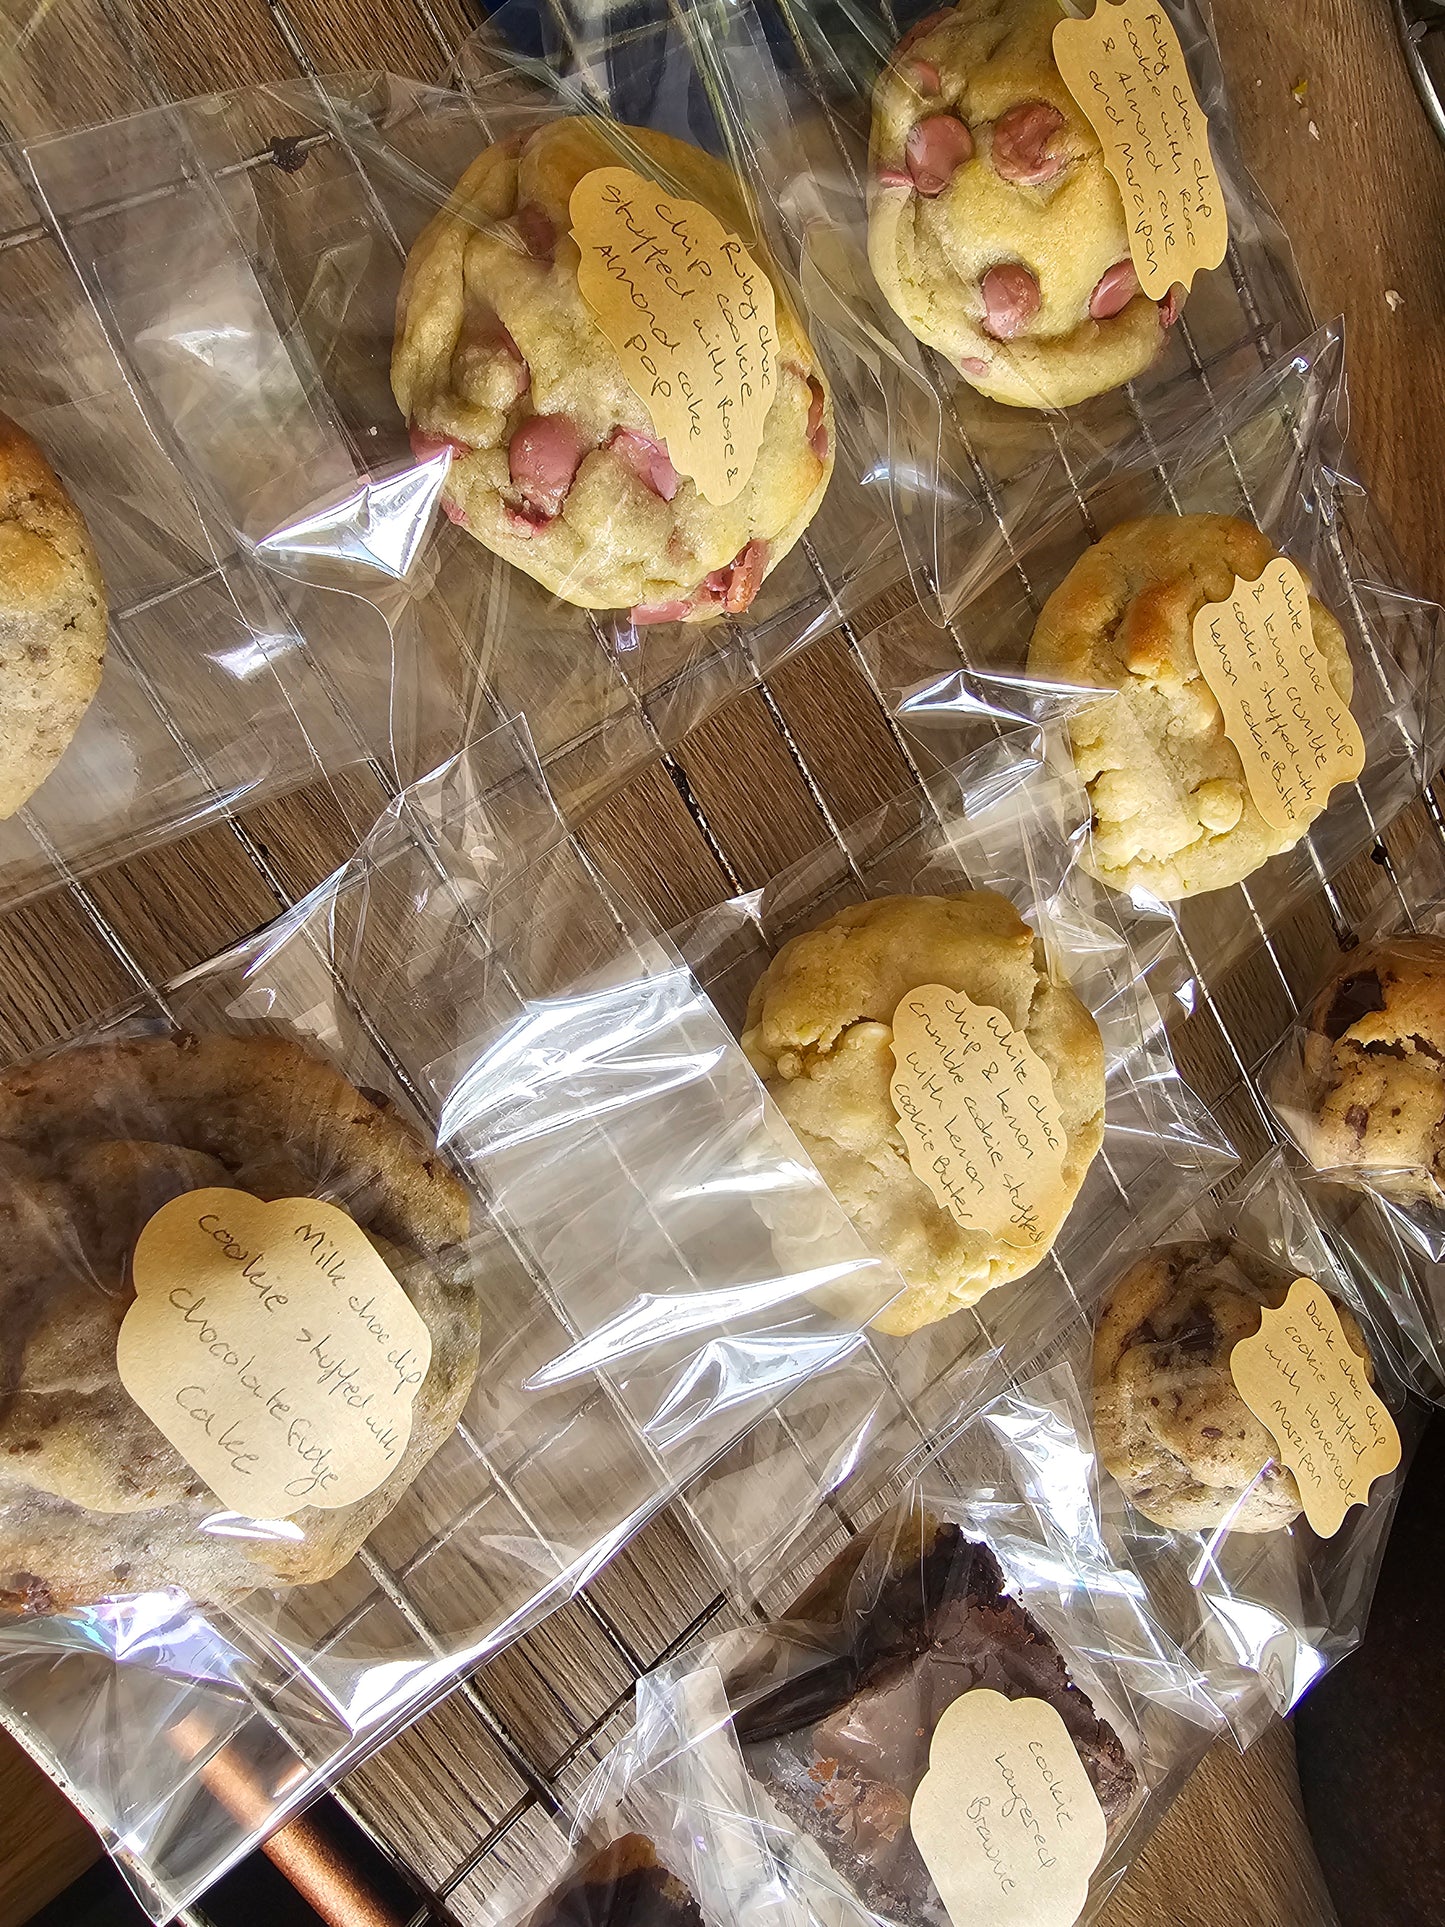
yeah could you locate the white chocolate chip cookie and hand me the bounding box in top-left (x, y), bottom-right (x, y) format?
top-left (1026, 513), bottom-right (1354, 900)
top-left (741, 892), bottom-right (1104, 1333)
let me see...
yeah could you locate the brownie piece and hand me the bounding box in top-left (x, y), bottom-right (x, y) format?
top-left (733, 1516), bottom-right (1137, 1927)
top-left (525, 1836), bottom-right (703, 1927)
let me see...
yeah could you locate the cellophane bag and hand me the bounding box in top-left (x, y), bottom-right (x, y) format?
top-left (1261, 819), bottom-right (1445, 1396)
top-left (1005, 1148), bottom-right (1420, 1743)
top-left (662, 741), bottom-right (1236, 1449)
top-left (0, 130), bottom-right (379, 907)
top-left (12, 1), bottom-right (910, 830)
top-left (674, 0), bottom-right (1315, 620)
top-left (832, 325), bottom-right (1443, 988)
top-left (471, 1396), bottom-right (1222, 1927)
top-left (0, 719), bottom-right (906, 1922)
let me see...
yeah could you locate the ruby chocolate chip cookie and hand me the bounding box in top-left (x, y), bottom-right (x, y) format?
top-left (1093, 1238), bottom-right (1375, 1533)
top-left (869, 0), bottom-right (1181, 408)
top-left (392, 119), bottom-right (834, 623)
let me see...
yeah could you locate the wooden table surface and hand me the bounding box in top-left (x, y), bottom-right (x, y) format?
top-left (0, 0), bottom-right (1441, 1921)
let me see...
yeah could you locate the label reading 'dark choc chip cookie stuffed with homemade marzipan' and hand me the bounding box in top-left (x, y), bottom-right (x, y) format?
top-left (1229, 1277), bottom-right (1401, 1537)
top-left (1052, 0), bottom-right (1227, 299)
top-left (890, 986), bottom-right (1069, 1253)
top-left (1191, 559), bottom-right (1365, 833)
top-left (911, 1689), bottom-right (1108, 1927)
top-left (571, 166), bottom-right (777, 506)
top-left (116, 1189), bottom-right (431, 1518)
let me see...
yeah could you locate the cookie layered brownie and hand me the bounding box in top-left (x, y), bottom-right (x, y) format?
top-left (733, 1512), bottom-right (1136, 1927)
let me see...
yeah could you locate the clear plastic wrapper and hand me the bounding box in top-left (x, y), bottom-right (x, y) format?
top-left (677, 0), bottom-right (1316, 617)
top-left (12, 13), bottom-right (909, 828)
top-left (666, 750), bottom-right (1236, 1438)
top-left (816, 324), bottom-right (1443, 983)
top-left (0, 135), bottom-right (372, 906)
top-left (472, 1402), bottom-right (1222, 1927)
top-left (0, 718), bottom-right (904, 1922)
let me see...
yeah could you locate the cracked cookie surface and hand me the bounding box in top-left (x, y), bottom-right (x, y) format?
top-left (1296, 936), bottom-right (1445, 1200)
top-left (1093, 1237), bottom-right (1374, 1532)
top-left (740, 892), bottom-right (1104, 1333)
top-left (392, 118), bottom-right (834, 622)
top-left (0, 413), bottom-right (106, 819)
top-left (868, 0), bottom-right (1178, 408)
top-left (1026, 513), bottom-right (1354, 900)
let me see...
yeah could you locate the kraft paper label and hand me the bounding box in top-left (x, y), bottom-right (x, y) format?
top-left (1192, 559), bottom-right (1365, 831)
top-left (1229, 1277), bottom-right (1401, 1537)
top-left (1053, 0), bottom-right (1228, 298)
top-left (911, 1689), bottom-right (1108, 1927)
top-left (571, 166), bottom-right (778, 505)
top-left (890, 986), bottom-right (1069, 1253)
top-left (116, 1189), bottom-right (431, 1518)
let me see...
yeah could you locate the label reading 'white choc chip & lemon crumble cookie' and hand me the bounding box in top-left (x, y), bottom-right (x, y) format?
top-left (890, 985), bottom-right (1070, 1252)
top-left (571, 166), bottom-right (777, 505)
top-left (1229, 1276), bottom-right (1401, 1537)
top-left (1053, 0), bottom-right (1228, 299)
top-left (1191, 558), bottom-right (1365, 832)
top-left (117, 1188), bottom-right (431, 1517)
top-left (911, 1688), bottom-right (1108, 1927)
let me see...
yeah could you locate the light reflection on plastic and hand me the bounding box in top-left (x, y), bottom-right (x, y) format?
top-left (255, 454), bottom-right (450, 579)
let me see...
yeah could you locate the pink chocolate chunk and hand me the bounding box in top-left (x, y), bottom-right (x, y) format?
top-left (609, 426), bottom-right (681, 502)
top-left (508, 414), bottom-right (586, 518)
top-left (989, 101), bottom-right (1066, 185)
top-left (980, 263), bottom-right (1040, 339)
top-left (905, 114), bottom-right (974, 196)
top-left (1088, 260), bottom-right (1141, 319)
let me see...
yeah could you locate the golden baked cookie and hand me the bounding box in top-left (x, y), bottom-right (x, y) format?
top-left (392, 119), bottom-right (834, 622)
top-left (1294, 936), bottom-right (1445, 1200)
top-left (868, 0), bottom-right (1178, 409)
top-left (741, 892), bottom-right (1104, 1333)
top-left (1026, 513), bottom-right (1355, 900)
top-left (0, 1034), bottom-right (478, 1613)
top-left (1093, 1238), bottom-right (1374, 1533)
top-left (0, 413), bottom-right (106, 817)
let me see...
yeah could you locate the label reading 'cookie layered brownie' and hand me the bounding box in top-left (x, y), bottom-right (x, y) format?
top-left (116, 1189), bottom-right (431, 1518)
top-left (1192, 559), bottom-right (1365, 832)
top-left (889, 986), bottom-right (1069, 1252)
top-left (571, 166), bottom-right (777, 505)
top-left (1052, 1), bottom-right (1227, 299)
top-left (1229, 1277), bottom-right (1401, 1537)
top-left (911, 1689), bottom-right (1107, 1927)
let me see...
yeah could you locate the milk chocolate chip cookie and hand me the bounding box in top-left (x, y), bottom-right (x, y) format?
top-left (0, 413), bottom-right (106, 817)
top-left (392, 119), bottom-right (834, 622)
top-left (1093, 1237), bottom-right (1374, 1532)
top-left (869, 0), bottom-right (1179, 408)
top-left (740, 892), bottom-right (1104, 1333)
top-left (1027, 514), bottom-right (1354, 899)
top-left (1293, 936), bottom-right (1445, 1199)
top-left (0, 1034), bottom-right (478, 1612)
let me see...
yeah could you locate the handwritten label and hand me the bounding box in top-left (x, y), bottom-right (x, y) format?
top-left (1229, 1277), bottom-right (1401, 1537)
top-left (570, 166), bottom-right (777, 505)
top-left (1192, 559), bottom-right (1365, 831)
top-left (1053, 0), bottom-right (1228, 299)
top-left (911, 1690), bottom-right (1108, 1927)
top-left (116, 1189), bottom-right (431, 1518)
top-left (890, 986), bottom-right (1069, 1251)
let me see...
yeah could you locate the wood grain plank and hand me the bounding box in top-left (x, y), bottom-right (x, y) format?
top-left (0, 1727), bottom-right (100, 1927)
